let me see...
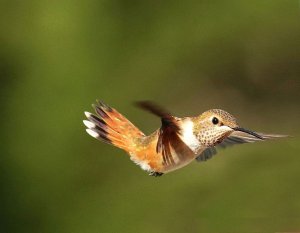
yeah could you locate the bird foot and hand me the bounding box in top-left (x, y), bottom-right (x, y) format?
top-left (149, 171), bottom-right (164, 177)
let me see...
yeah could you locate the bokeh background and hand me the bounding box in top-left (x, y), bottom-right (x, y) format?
top-left (1, 0), bottom-right (300, 232)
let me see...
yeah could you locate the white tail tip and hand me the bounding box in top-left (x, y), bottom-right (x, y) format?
top-left (83, 120), bottom-right (96, 129)
top-left (86, 129), bottom-right (99, 138)
top-left (84, 111), bottom-right (92, 118)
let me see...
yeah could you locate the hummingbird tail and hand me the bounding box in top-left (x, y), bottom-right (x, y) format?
top-left (83, 101), bottom-right (145, 151)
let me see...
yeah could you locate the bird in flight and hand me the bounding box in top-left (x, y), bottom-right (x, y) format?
top-left (83, 101), bottom-right (287, 177)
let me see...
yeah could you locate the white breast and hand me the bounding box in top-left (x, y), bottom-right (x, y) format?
top-left (180, 120), bottom-right (200, 153)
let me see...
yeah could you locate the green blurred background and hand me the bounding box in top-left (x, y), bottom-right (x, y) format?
top-left (1, 0), bottom-right (300, 232)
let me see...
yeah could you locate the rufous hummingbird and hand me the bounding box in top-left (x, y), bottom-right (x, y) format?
top-left (83, 101), bottom-right (287, 177)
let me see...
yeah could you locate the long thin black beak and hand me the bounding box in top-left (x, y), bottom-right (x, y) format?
top-left (232, 127), bottom-right (264, 140)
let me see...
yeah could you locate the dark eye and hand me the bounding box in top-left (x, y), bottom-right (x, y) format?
top-left (212, 117), bottom-right (219, 125)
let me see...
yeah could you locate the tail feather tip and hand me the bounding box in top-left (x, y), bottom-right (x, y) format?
top-left (83, 120), bottom-right (95, 129)
top-left (86, 129), bottom-right (99, 138)
top-left (84, 111), bottom-right (92, 118)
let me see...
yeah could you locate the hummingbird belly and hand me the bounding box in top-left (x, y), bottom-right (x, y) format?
top-left (129, 130), bottom-right (207, 173)
top-left (160, 147), bottom-right (206, 173)
top-left (131, 134), bottom-right (205, 173)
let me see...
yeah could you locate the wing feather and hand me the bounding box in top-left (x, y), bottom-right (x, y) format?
top-left (196, 131), bottom-right (288, 162)
top-left (136, 101), bottom-right (194, 166)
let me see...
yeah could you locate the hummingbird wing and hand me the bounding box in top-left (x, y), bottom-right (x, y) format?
top-left (196, 131), bottom-right (288, 162)
top-left (136, 101), bottom-right (194, 166)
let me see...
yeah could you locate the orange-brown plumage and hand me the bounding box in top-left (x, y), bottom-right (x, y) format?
top-left (83, 101), bottom-right (287, 177)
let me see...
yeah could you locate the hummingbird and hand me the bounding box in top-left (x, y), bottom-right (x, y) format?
top-left (83, 101), bottom-right (287, 177)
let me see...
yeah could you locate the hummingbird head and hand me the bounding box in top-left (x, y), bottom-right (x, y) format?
top-left (195, 109), bottom-right (261, 147)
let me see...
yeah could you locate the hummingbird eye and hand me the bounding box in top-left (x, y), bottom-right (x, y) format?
top-left (212, 117), bottom-right (219, 125)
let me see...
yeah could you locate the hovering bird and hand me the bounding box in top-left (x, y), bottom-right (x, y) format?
top-left (83, 101), bottom-right (287, 177)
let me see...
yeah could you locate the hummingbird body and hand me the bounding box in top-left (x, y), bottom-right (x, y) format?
top-left (83, 101), bottom-right (286, 176)
top-left (129, 118), bottom-right (205, 174)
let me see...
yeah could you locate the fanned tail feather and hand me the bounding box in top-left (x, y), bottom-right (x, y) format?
top-left (83, 101), bottom-right (144, 151)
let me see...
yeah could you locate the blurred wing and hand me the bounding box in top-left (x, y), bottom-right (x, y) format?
top-left (136, 101), bottom-right (194, 166)
top-left (196, 131), bottom-right (288, 162)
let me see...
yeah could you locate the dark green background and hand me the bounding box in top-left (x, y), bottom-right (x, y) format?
top-left (1, 1), bottom-right (300, 232)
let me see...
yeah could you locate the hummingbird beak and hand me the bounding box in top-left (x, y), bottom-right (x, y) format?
top-left (232, 127), bottom-right (264, 140)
